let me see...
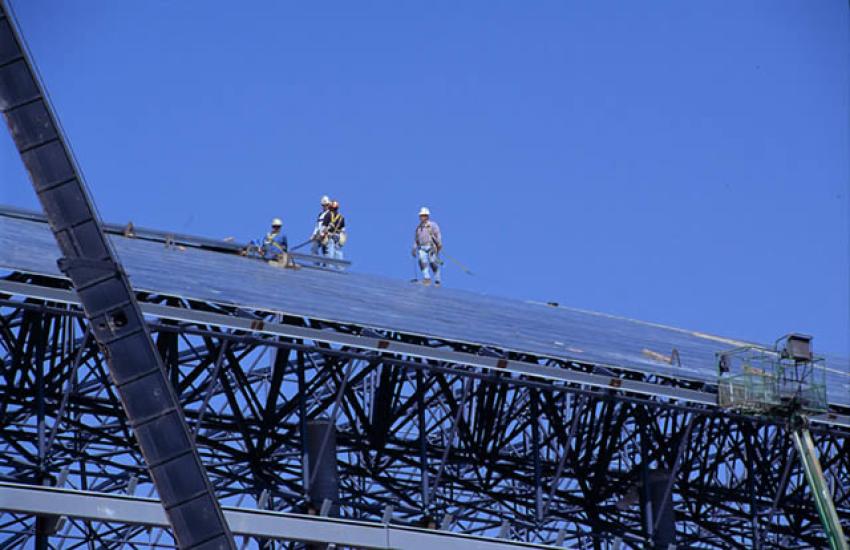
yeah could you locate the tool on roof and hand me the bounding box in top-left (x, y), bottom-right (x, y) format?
top-left (441, 252), bottom-right (474, 276)
top-left (289, 239), bottom-right (314, 252)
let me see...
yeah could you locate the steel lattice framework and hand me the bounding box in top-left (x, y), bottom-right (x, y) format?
top-left (1, 271), bottom-right (849, 549)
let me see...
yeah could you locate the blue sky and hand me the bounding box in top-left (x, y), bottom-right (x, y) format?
top-left (1, 1), bottom-right (848, 356)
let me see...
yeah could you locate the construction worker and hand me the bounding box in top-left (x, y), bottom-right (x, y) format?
top-left (246, 217), bottom-right (288, 261)
top-left (322, 200), bottom-right (346, 267)
top-left (412, 206), bottom-right (441, 286)
top-left (310, 195), bottom-right (331, 258)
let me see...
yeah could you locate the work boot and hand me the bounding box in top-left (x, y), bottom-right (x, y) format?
top-left (422, 279), bottom-right (431, 286)
top-left (434, 281), bottom-right (441, 287)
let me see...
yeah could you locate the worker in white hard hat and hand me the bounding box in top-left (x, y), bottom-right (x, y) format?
top-left (310, 195), bottom-right (331, 261)
top-left (412, 206), bottom-right (442, 286)
top-left (244, 217), bottom-right (288, 261)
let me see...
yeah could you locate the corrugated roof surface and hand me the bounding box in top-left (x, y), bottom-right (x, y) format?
top-left (1, 213), bottom-right (848, 406)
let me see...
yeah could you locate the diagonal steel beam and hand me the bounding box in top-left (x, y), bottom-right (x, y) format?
top-left (0, 4), bottom-right (234, 548)
top-left (542, 394), bottom-right (586, 518)
top-left (429, 375), bottom-right (473, 502)
top-left (652, 415), bottom-right (696, 532)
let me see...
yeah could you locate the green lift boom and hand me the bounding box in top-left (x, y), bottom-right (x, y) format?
top-left (718, 334), bottom-right (848, 550)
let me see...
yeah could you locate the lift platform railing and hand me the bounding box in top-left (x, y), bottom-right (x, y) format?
top-left (717, 345), bottom-right (828, 415)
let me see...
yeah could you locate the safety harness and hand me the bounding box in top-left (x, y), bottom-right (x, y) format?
top-left (327, 212), bottom-right (344, 235)
top-left (264, 231), bottom-right (286, 254)
top-left (415, 222), bottom-right (440, 249)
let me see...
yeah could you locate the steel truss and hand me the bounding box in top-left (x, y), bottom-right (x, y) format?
top-left (1, 272), bottom-right (849, 549)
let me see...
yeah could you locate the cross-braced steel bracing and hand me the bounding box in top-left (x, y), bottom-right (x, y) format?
top-left (1, 273), bottom-right (849, 548)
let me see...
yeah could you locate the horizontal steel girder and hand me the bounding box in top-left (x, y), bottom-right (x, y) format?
top-left (0, 482), bottom-right (559, 550)
top-left (3, 278), bottom-right (849, 429)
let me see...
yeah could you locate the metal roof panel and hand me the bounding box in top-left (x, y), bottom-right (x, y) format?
top-left (1, 212), bottom-right (847, 406)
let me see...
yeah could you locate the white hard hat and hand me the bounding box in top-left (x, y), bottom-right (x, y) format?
top-left (320, 195), bottom-right (330, 205)
top-left (418, 207), bottom-right (430, 216)
top-left (271, 217), bottom-right (282, 227)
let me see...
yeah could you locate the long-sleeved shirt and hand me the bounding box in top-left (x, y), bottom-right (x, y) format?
top-left (311, 208), bottom-right (328, 238)
top-left (415, 220), bottom-right (441, 249)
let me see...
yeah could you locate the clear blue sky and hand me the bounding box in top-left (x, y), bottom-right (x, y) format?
top-left (2, 1), bottom-right (848, 356)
